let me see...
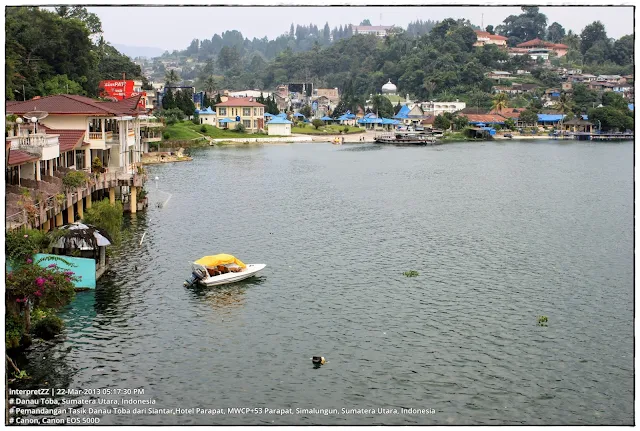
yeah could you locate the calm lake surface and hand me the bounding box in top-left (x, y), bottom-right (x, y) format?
top-left (15, 140), bottom-right (633, 425)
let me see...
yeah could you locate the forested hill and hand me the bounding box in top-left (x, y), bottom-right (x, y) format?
top-left (261, 19), bottom-right (501, 109)
top-left (167, 19), bottom-right (442, 61)
top-left (5, 7), bottom-right (142, 101)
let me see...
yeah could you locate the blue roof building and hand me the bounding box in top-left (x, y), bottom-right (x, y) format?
top-left (266, 117), bottom-right (293, 125)
top-left (266, 116), bottom-right (293, 136)
top-left (537, 114), bottom-right (565, 123)
top-left (394, 105), bottom-right (410, 119)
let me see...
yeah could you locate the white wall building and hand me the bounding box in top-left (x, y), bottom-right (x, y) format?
top-left (227, 90), bottom-right (272, 99)
top-left (419, 101), bottom-right (466, 116)
top-left (266, 116), bottom-right (292, 136)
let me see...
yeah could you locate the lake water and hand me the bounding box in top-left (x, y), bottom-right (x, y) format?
top-left (14, 140), bottom-right (634, 425)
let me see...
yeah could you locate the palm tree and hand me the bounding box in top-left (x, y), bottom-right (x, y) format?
top-left (165, 69), bottom-right (180, 87)
top-left (423, 80), bottom-right (436, 100)
top-left (437, 90), bottom-right (453, 101)
top-left (555, 93), bottom-right (573, 115)
top-left (203, 76), bottom-right (217, 95)
top-left (491, 92), bottom-right (509, 112)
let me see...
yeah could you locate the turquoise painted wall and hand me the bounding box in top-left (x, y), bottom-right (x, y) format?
top-left (7, 254), bottom-right (96, 289)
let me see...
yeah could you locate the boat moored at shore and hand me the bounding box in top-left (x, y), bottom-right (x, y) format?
top-left (374, 132), bottom-right (439, 145)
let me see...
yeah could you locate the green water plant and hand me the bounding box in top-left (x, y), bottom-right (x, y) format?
top-left (403, 270), bottom-right (419, 277)
top-left (537, 315), bottom-right (548, 326)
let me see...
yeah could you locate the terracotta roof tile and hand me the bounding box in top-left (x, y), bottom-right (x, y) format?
top-left (475, 31), bottom-right (508, 40)
top-left (7, 149), bottom-right (40, 166)
top-left (5, 94), bottom-right (143, 116)
top-left (463, 114), bottom-right (507, 123)
top-left (40, 125), bottom-right (85, 152)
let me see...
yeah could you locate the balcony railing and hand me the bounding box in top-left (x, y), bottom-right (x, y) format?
top-left (11, 133), bottom-right (58, 149)
top-left (88, 131), bottom-right (115, 141)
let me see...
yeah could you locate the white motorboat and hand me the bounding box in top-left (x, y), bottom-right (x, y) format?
top-left (184, 254), bottom-right (266, 287)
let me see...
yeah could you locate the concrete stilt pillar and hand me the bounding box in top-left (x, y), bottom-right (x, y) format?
top-left (42, 219), bottom-right (51, 232)
top-left (109, 187), bottom-right (116, 205)
top-left (77, 198), bottom-right (84, 220)
top-left (86, 193), bottom-right (92, 209)
top-left (67, 204), bottom-right (75, 224)
top-left (130, 186), bottom-right (137, 214)
top-left (55, 212), bottom-right (64, 227)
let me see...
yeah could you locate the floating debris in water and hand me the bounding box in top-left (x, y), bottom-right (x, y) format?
top-left (537, 315), bottom-right (548, 326)
top-left (312, 356), bottom-right (326, 365)
top-left (403, 270), bottom-right (419, 277)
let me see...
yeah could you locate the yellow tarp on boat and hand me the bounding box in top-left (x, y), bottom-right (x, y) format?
top-left (194, 254), bottom-right (246, 268)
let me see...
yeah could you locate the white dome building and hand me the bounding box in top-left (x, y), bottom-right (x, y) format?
top-left (381, 79), bottom-right (397, 95)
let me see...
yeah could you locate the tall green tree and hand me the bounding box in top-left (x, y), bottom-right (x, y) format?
top-left (546, 22), bottom-right (565, 43)
top-left (55, 6), bottom-right (103, 34)
top-left (5, 6), bottom-right (140, 100)
top-left (519, 109), bottom-right (539, 126)
top-left (587, 106), bottom-right (633, 131)
top-left (571, 83), bottom-right (599, 113)
top-left (165, 69), bottom-right (180, 87)
top-left (580, 21), bottom-right (608, 55)
top-left (41, 75), bottom-right (85, 95)
top-left (162, 88), bottom-right (176, 110)
top-left (610, 35), bottom-right (633, 66)
top-left (371, 95), bottom-right (394, 118)
top-left (495, 7), bottom-right (548, 46)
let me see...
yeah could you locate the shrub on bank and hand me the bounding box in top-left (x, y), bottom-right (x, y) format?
top-left (83, 199), bottom-right (123, 245)
top-left (62, 170), bottom-right (88, 190)
top-left (33, 315), bottom-right (64, 340)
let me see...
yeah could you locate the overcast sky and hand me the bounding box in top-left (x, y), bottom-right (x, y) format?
top-left (83, 4), bottom-right (635, 52)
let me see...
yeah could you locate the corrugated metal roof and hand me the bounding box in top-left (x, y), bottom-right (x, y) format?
top-left (214, 97), bottom-right (265, 107)
top-left (267, 117), bottom-right (292, 125)
top-left (537, 114), bottom-right (565, 122)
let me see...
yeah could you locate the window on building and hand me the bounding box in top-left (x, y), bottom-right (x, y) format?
top-left (76, 151), bottom-right (85, 170)
top-left (253, 120), bottom-right (257, 129)
top-left (253, 108), bottom-right (257, 116)
top-left (243, 108), bottom-right (251, 116)
top-left (219, 108), bottom-right (226, 116)
top-left (243, 120), bottom-right (251, 128)
top-left (67, 151), bottom-right (75, 167)
top-left (6, 166), bottom-right (20, 186)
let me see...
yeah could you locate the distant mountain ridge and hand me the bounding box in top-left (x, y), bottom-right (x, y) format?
top-left (113, 44), bottom-right (165, 59)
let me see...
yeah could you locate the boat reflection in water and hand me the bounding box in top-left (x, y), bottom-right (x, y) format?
top-left (374, 132), bottom-right (440, 145)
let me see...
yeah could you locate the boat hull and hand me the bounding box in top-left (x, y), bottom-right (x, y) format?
top-left (375, 138), bottom-right (439, 145)
top-left (198, 264), bottom-right (266, 287)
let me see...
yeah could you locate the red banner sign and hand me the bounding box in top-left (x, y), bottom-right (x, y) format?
top-left (98, 80), bottom-right (146, 109)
